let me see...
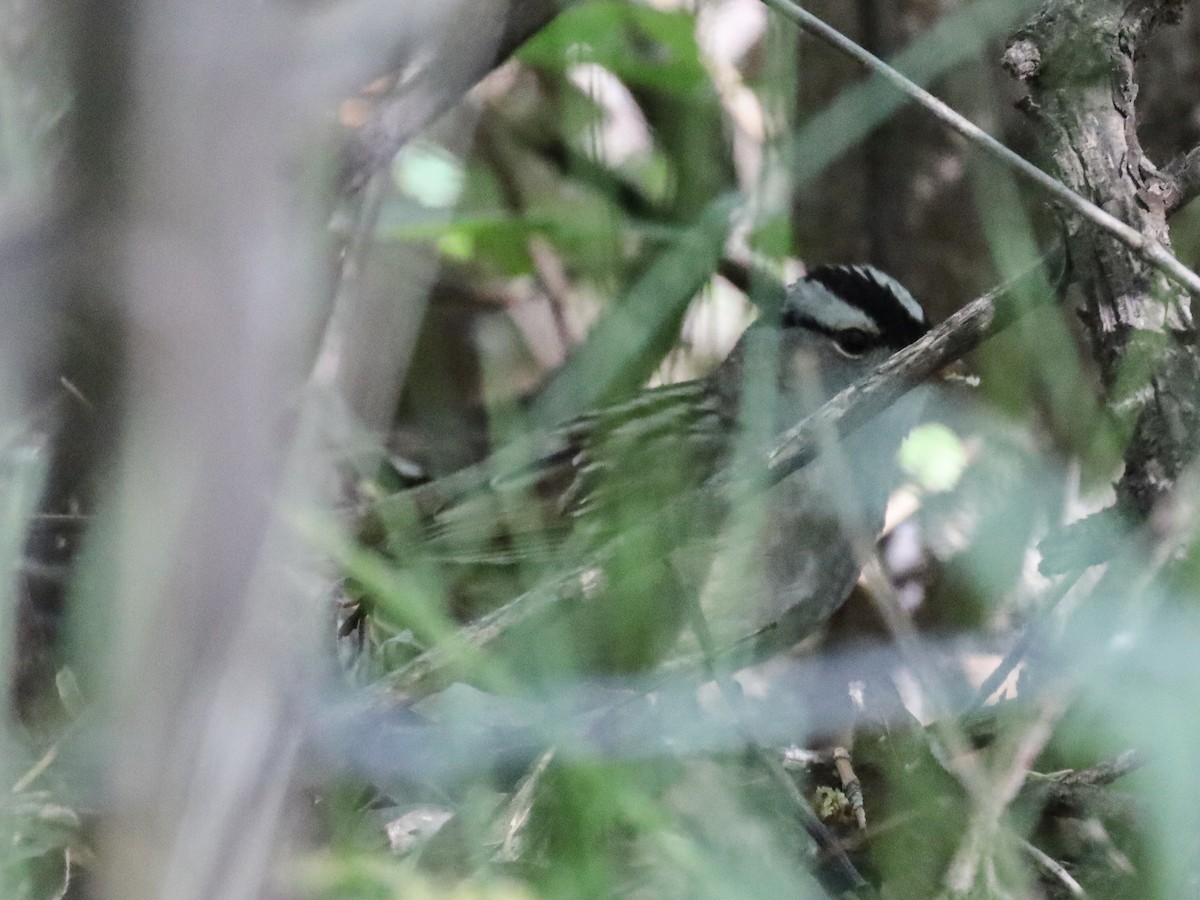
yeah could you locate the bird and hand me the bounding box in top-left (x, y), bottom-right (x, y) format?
top-left (355, 265), bottom-right (931, 683)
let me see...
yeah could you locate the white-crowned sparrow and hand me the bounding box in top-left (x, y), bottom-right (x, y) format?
top-left (360, 265), bottom-right (930, 677)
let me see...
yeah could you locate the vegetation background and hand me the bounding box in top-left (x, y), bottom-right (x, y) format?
top-left (3, 0), bottom-right (1200, 897)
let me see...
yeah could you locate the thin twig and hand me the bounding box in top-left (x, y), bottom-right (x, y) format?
top-left (968, 570), bottom-right (1084, 712)
top-left (944, 694), bottom-right (1069, 894)
top-left (683, 595), bottom-right (871, 893)
top-left (528, 236), bottom-right (578, 357)
top-left (1020, 750), bottom-right (1145, 826)
top-left (1045, 749), bottom-right (1144, 795)
top-left (832, 746), bottom-right (866, 830)
top-left (761, 0), bottom-right (1200, 297)
top-left (1021, 839), bottom-right (1087, 898)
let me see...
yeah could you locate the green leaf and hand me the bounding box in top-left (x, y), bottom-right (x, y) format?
top-left (531, 194), bottom-right (738, 426)
top-left (899, 423), bottom-right (968, 493)
top-left (518, 1), bottom-right (709, 98)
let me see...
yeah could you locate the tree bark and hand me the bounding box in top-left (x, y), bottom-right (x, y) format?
top-left (1004, 0), bottom-right (1200, 519)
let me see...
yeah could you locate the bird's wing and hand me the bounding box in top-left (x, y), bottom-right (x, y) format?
top-left (372, 378), bottom-right (726, 564)
top-left (558, 378), bottom-right (727, 522)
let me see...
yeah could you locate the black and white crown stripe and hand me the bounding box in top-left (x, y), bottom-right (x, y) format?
top-left (787, 265), bottom-right (928, 351)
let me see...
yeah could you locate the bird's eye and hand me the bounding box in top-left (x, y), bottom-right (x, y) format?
top-left (834, 327), bottom-right (873, 357)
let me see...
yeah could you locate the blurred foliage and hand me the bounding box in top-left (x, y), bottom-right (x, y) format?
top-left (4, 0), bottom-right (1200, 898)
top-left (326, 0), bottom-right (1200, 897)
top-left (316, 0), bottom-right (1200, 896)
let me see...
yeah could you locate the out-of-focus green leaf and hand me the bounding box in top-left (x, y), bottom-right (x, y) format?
top-left (380, 209), bottom-right (627, 279)
top-left (900, 423), bottom-right (968, 493)
top-left (393, 142), bottom-right (466, 209)
top-left (379, 145), bottom-right (630, 277)
top-left (518, 2), bottom-right (709, 97)
top-left (748, 216), bottom-right (793, 260)
top-left (530, 194), bottom-right (738, 426)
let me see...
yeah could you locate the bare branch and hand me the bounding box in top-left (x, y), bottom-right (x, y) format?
top-left (766, 263), bottom-right (1031, 481)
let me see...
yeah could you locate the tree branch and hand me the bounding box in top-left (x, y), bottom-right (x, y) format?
top-left (767, 258), bottom-right (1045, 481)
